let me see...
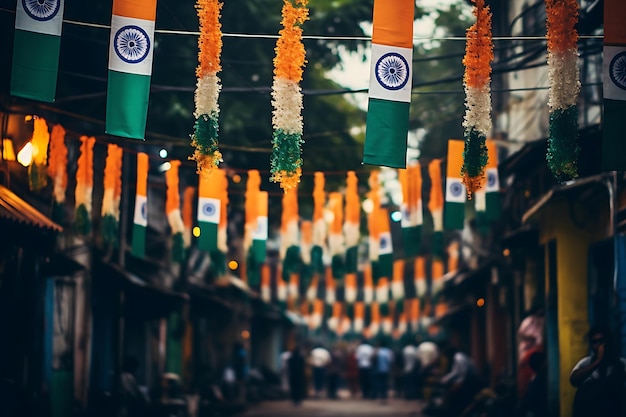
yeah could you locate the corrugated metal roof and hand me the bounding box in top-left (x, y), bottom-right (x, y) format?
top-left (0, 184), bottom-right (63, 233)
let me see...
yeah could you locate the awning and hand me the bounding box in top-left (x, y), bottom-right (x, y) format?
top-left (522, 174), bottom-right (610, 224)
top-left (0, 184), bottom-right (62, 232)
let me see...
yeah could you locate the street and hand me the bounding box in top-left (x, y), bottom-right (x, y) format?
top-left (240, 398), bottom-right (426, 417)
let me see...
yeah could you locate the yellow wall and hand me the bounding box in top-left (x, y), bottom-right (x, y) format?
top-left (537, 200), bottom-right (595, 417)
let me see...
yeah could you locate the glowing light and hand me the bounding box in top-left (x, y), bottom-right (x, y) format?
top-left (192, 226), bottom-right (201, 237)
top-left (476, 298), bottom-right (485, 307)
top-left (232, 174), bottom-right (241, 183)
top-left (158, 162), bottom-right (171, 172)
top-left (228, 260), bottom-right (239, 270)
top-left (502, 248), bottom-right (510, 257)
top-left (2, 139), bottom-right (16, 161)
top-left (391, 210), bottom-right (403, 222)
top-left (241, 330), bottom-right (250, 339)
top-left (17, 142), bottom-right (33, 167)
top-left (159, 148), bottom-right (168, 158)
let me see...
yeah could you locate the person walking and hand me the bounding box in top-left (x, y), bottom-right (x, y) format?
top-left (309, 345), bottom-right (331, 398)
top-left (287, 346), bottom-right (306, 406)
top-left (345, 344), bottom-right (360, 398)
top-left (402, 342), bottom-right (419, 399)
top-left (570, 325), bottom-right (626, 417)
top-left (440, 345), bottom-right (481, 417)
top-left (371, 340), bottom-right (394, 403)
top-left (355, 339), bottom-right (374, 399)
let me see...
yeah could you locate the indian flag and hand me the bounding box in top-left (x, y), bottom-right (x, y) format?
top-left (602, 0), bottom-right (626, 169)
top-left (182, 187), bottom-right (195, 249)
top-left (165, 161), bottom-right (185, 263)
top-left (428, 159), bottom-right (444, 259)
top-left (101, 144), bottom-right (123, 246)
top-left (312, 172), bottom-right (327, 275)
top-left (75, 136), bottom-right (95, 236)
top-left (445, 139), bottom-right (466, 230)
top-left (106, 0), bottom-right (157, 139)
top-left (131, 152), bottom-right (149, 258)
top-left (353, 301), bottom-right (365, 334)
top-left (414, 256), bottom-right (427, 298)
top-left (328, 192), bottom-right (345, 281)
top-left (47, 124), bottom-right (67, 224)
top-left (325, 267), bottom-right (336, 305)
top-left (197, 170), bottom-right (221, 252)
top-left (261, 264), bottom-right (271, 302)
top-left (410, 298), bottom-right (420, 333)
top-left (475, 139), bottom-right (500, 226)
top-left (399, 164), bottom-right (423, 257)
top-left (392, 259), bottom-right (405, 300)
top-left (377, 209), bottom-right (393, 279)
top-left (11, 0), bottom-right (65, 102)
top-left (363, 264), bottom-right (374, 304)
top-left (363, 0), bottom-right (414, 168)
top-left (345, 272), bottom-right (357, 304)
top-left (369, 302), bottom-right (381, 336)
top-left (253, 191), bottom-right (268, 263)
top-left (344, 171), bottom-right (360, 272)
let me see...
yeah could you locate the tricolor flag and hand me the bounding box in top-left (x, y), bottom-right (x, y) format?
top-left (445, 140), bottom-right (466, 230)
top-left (261, 264), bottom-right (271, 303)
top-left (399, 164), bottom-right (423, 257)
top-left (131, 153), bottom-right (149, 258)
top-left (328, 301), bottom-right (342, 333)
top-left (311, 299), bottom-right (324, 331)
top-left (101, 144), bottom-right (124, 246)
top-left (306, 274), bottom-right (319, 302)
top-left (165, 161), bottom-right (185, 263)
top-left (431, 259), bottom-right (445, 297)
top-left (253, 191), bottom-right (268, 262)
top-left (301, 220), bottom-right (314, 290)
top-left (47, 124), bottom-right (67, 224)
top-left (29, 118), bottom-right (50, 192)
top-left (410, 298), bottom-right (420, 333)
top-left (182, 187), bottom-right (195, 249)
top-left (197, 170), bottom-right (222, 252)
top-left (363, 264), bottom-right (374, 304)
top-left (344, 171), bottom-right (360, 273)
top-left (353, 301), bottom-right (365, 334)
top-left (328, 192), bottom-right (345, 280)
top-left (345, 272), bottom-right (357, 304)
top-left (281, 188), bottom-right (300, 282)
top-left (602, 0), bottom-right (626, 170)
top-left (106, 0), bottom-right (157, 139)
top-left (428, 159), bottom-right (444, 259)
top-left (325, 267), bottom-right (336, 305)
top-left (485, 140), bottom-right (500, 220)
top-left (392, 259), bottom-right (405, 300)
top-left (312, 172), bottom-right (327, 275)
top-left (369, 302), bottom-right (381, 336)
top-left (377, 208), bottom-right (393, 279)
top-left (363, 0), bottom-right (414, 168)
top-left (75, 136), bottom-right (95, 236)
top-left (414, 256), bottom-right (427, 298)
top-left (277, 266), bottom-right (287, 309)
top-left (11, 0), bottom-right (65, 102)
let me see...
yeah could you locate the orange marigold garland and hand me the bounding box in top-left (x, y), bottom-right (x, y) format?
top-left (545, 0), bottom-right (580, 181)
top-left (461, 0), bottom-right (494, 196)
top-left (270, 0), bottom-right (309, 191)
top-left (190, 0), bottom-right (224, 176)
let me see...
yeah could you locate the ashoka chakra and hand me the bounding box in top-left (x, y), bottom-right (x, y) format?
top-left (375, 52), bottom-right (410, 91)
top-left (610, 51), bottom-right (626, 91)
top-left (114, 25), bottom-right (151, 64)
top-left (23, 0), bottom-right (60, 21)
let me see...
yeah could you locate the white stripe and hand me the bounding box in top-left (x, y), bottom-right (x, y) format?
top-left (197, 197), bottom-right (220, 224)
top-left (109, 15), bottom-right (155, 76)
top-left (252, 216), bottom-right (268, 240)
top-left (604, 46), bottom-right (626, 101)
top-left (485, 167), bottom-right (499, 193)
top-left (445, 177), bottom-right (466, 204)
top-left (474, 190), bottom-right (486, 212)
top-left (369, 44), bottom-right (413, 103)
top-left (133, 194), bottom-right (147, 226)
top-left (16, 0), bottom-right (64, 36)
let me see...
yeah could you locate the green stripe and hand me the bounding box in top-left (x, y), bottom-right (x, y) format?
top-left (198, 221), bottom-right (218, 252)
top-left (345, 246), bottom-right (358, 273)
top-left (106, 70), bottom-right (151, 139)
top-left (364, 98), bottom-right (410, 168)
top-left (11, 30), bottom-right (60, 103)
top-left (444, 201), bottom-right (464, 230)
top-left (602, 99), bottom-right (626, 170)
top-left (402, 225), bottom-right (422, 257)
top-left (377, 253), bottom-right (393, 280)
top-left (131, 223), bottom-right (146, 258)
top-left (486, 191), bottom-right (500, 221)
top-left (251, 239), bottom-right (266, 263)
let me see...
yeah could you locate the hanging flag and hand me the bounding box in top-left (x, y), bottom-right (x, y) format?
top-left (261, 264), bottom-right (271, 302)
top-left (101, 144), bottom-right (124, 246)
top-left (216, 169), bottom-right (229, 275)
top-left (106, 0), bottom-right (157, 139)
top-left (431, 258), bottom-right (445, 297)
top-left (344, 171), bottom-right (360, 272)
top-left (345, 272), bottom-right (357, 304)
top-left (197, 169), bottom-right (222, 254)
top-left (354, 301), bottom-right (365, 334)
top-left (410, 298), bottom-right (420, 333)
top-left (428, 159), bottom-right (444, 259)
top-left (277, 265), bottom-right (287, 309)
top-left (312, 172), bottom-right (327, 275)
top-left (399, 164), bottom-right (423, 257)
top-left (369, 302), bottom-right (381, 336)
top-left (325, 267), bottom-right (336, 305)
top-left (131, 153), bottom-right (149, 257)
top-left (75, 136), bottom-right (95, 236)
top-left (311, 299), bottom-right (324, 331)
top-left (182, 187), bottom-right (195, 249)
top-left (166, 161), bottom-right (185, 263)
top-left (445, 139), bottom-right (466, 230)
top-left (392, 259), bottom-right (405, 300)
top-left (301, 220), bottom-right (313, 290)
top-left (253, 191), bottom-right (268, 262)
top-left (281, 187), bottom-right (300, 282)
top-left (363, 0), bottom-right (414, 168)
top-left (377, 208), bottom-right (393, 279)
top-left (446, 241), bottom-right (459, 273)
top-left (368, 171), bottom-right (382, 275)
top-left (363, 264), bottom-right (374, 304)
top-left (328, 301), bottom-right (342, 333)
top-left (485, 140), bottom-right (500, 220)
top-left (11, 0), bottom-right (65, 102)
top-left (602, 0), bottom-right (626, 169)
top-left (306, 274), bottom-right (319, 302)
top-left (244, 170), bottom-right (260, 258)
top-left (245, 171), bottom-right (265, 285)
top-left (29, 118), bottom-right (50, 191)
top-left (414, 256), bottom-right (427, 298)
top-left (47, 124), bottom-right (67, 224)
top-left (328, 192), bottom-right (345, 281)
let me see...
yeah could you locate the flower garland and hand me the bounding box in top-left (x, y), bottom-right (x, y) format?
top-left (270, 0), bottom-right (309, 191)
top-left (546, 0), bottom-right (580, 181)
top-left (190, 0), bottom-right (224, 176)
top-left (29, 117), bottom-right (50, 192)
top-left (101, 144), bottom-right (123, 246)
top-left (75, 136), bottom-right (95, 235)
top-left (461, 0), bottom-right (493, 196)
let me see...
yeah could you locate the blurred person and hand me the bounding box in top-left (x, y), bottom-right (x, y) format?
top-left (287, 346), bottom-right (306, 406)
top-left (371, 340), bottom-right (394, 403)
top-left (440, 345), bottom-right (481, 417)
top-left (416, 341), bottom-right (440, 400)
top-left (517, 311), bottom-right (544, 399)
top-left (517, 350), bottom-right (547, 417)
top-left (402, 342), bottom-right (420, 399)
top-left (345, 344), bottom-right (360, 397)
top-left (309, 345), bottom-right (331, 398)
top-left (355, 338), bottom-right (374, 398)
top-left (327, 344), bottom-right (345, 399)
top-left (280, 348), bottom-right (292, 395)
top-left (570, 324), bottom-right (626, 417)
